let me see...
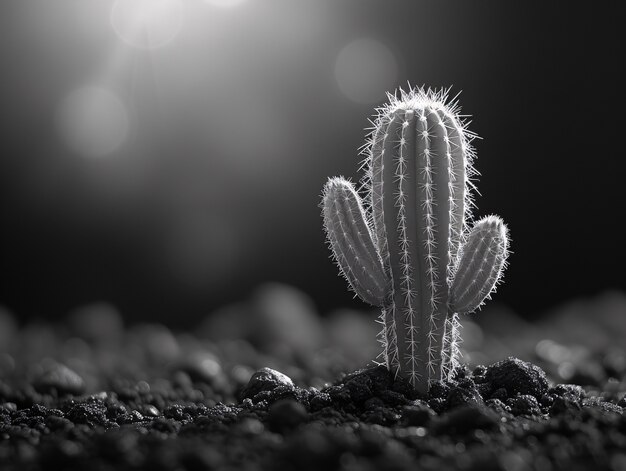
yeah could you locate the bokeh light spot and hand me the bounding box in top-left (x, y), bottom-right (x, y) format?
top-left (56, 87), bottom-right (129, 159)
top-left (111, 0), bottom-right (184, 50)
top-left (335, 38), bottom-right (398, 104)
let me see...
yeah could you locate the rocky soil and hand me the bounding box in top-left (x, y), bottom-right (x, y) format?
top-left (1, 286), bottom-right (625, 470)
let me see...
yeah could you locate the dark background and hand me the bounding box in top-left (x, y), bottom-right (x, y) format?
top-left (0, 0), bottom-right (622, 326)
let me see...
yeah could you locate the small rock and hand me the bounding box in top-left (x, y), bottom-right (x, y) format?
top-left (267, 398), bottom-right (308, 432)
top-left (240, 367), bottom-right (294, 401)
top-left (175, 352), bottom-right (222, 384)
top-left (507, 394), bottom-right (542, 416)
top-left (309, 393), bottom-right (332, 411)
top-left (344, 374), bottom-right (373, 404)
top-left (550, 384), bottom-right (586, 401)
top-left (119, 410), bottom-right (144, 424)
top-left (539, 394), bottom-right (554, 409)
top-left (33, 362), bottom-right (85, 395)
top-left (141, 405), bottom-right (160, 417)
top-left (326, 385), bottom-right (351, 405)
top-left (0, 403), bottom-right (16, 412)
top-left (132, 324), bottom-right (180, 363)
top-left (66, 400), bottom-right (108, 426)
top-left (447, 379), bottom-right (483, 409)
top-left (485, 357), bottom-right (549, 399)
top-left (473, 365), bottom-right (488, 377)
top-left (163, 405), bottom-right (186, 421)
top-left (428, 381), bottom-right (451, 401)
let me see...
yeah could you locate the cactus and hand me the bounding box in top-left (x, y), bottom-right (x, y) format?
top-left (322, 87), bottom-right (509, 394)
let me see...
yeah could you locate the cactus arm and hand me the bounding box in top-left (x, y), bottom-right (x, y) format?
top-left (449, 215), bottom-right (510, 314)
top-left (322, 177), bottom-right (390, 306)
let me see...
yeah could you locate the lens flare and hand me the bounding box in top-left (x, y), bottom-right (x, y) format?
top-left (335, 38), bottom-right (398, 104)
top-left (111, 0), bottom-right (184, 49)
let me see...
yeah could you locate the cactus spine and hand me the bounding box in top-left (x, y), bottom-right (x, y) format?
top-left (322, 87), bottom-right (509, 394)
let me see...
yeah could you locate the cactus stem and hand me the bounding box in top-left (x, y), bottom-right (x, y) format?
top-left (322, 85), bottom-right (510, 392)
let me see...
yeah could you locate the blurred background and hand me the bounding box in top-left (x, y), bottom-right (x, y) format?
top-left (0, 0), bottom-right (623, 328)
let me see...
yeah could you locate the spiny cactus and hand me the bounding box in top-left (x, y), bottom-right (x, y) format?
top-left (322, 87), bottom-right (509, 394)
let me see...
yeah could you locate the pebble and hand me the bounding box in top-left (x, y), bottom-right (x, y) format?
top-left (33, 362), bottom-right (86, 395)
top-left (550, 384), bottom-right (586, 400)
top-left (343, 374), bottom-right (373, 404)
top-left (309, 392), bottom-right (332, 411)
top-left (485, 357), bottom-right (549, 399)
top-left (240, 368), bottom-right (294, 401)
top-left (66, 400), bottom-right (108, 426)
top-left (447, 379), bottom-right (483, 409)
top-left (175, 352), bottom-right (222, 385)
top-left (507, 394), bottom-right (542, 416)
top-left (141, 405), bottom-right (160, 417)
top-left (119, 410), bottom-right (144, 424)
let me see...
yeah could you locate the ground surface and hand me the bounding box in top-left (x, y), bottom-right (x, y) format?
top-left (1, 286), bottom-right (626, 470)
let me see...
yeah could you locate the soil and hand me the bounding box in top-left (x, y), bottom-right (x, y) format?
top-left (1, 291), bottom-right (625, 471)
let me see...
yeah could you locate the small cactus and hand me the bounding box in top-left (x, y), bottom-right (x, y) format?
top-left (322, 87), bottom-right (509, 394)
